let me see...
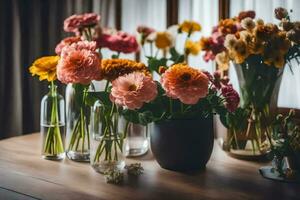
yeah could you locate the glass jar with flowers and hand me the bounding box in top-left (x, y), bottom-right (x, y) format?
top-left (200, 8), bottom-right (300, 158)
top-left (29, 56), bottom-right (65, 160)
top-left (55, 13), bottom-right (103, 161)
top-left (88, 59), bottom-right (156, 172)
top-left (260, 110), bottom-right (300, 182)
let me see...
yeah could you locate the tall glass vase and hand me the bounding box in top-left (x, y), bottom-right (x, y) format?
top-left (40, 82), bottom-right (65, 160)
top-left (90, 100), bottom-right (125, 173)
top-left (224, 61), bottom-right (282, 158)
top-left (65, 83), bottom-right (94, 162)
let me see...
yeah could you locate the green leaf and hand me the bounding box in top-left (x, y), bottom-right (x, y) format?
top-left (169, 47), bottom-right (184, 63)
top-left (147, 57), bottom-right (168, 73)
top-left (85, 91), bottom-right (111, 107)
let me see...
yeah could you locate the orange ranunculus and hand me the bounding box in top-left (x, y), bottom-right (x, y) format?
top-left (218, 19), bottom-right (238, 34)
top-left (161, 63), bottom-right (209, 105)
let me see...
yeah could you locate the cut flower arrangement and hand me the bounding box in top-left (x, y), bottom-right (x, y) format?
top-left (200, 8), bottom-right (300, 156)
top-left (29, 12), bottom-right (240, 180)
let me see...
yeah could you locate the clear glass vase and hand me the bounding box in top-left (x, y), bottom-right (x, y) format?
top-left (90, 100), bottom-right (125, 173)
top-left (40, 82), bottom-right (65, 160)
top-left (222, 63), bottom-right (282, 158)
top-left (120, 118), bottom-right (149, 157)
top-left (65, 83), bottom-right (94, 162)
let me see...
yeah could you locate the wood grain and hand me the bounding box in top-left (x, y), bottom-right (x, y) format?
top-left (0, 133), bottom-right (299, 200)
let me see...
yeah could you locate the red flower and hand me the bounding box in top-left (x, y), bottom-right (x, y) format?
top-left (98, 31), bottom-right (139, 54)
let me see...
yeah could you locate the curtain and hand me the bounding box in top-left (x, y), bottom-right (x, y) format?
top-left (229, 0), bottom-right (300, 109)
top-left (178, 0), bottom-right (219, 72)
top-left (0, 0), bottom-right (115, 139)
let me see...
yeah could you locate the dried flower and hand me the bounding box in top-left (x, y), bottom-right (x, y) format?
top-left (29, 56), bottom-right (60, 81)
top-left (274, 7), bottom-right (288, 20)
top-left (155, 31), bottom-right (174, 49)
top-left (237, 10), bottom-right (256, 21)
top-left (218, 19), bottom-right (238, 34)
top-left (256, 18), bottom-right (264, 26)
top-left (161, 63), bottom-right (209, 105)
top-left (241, 17), bottom-right (256, 30)
top-left (178, 20), bottom-right (202, 34)
top-left (57, 41), bottom-right (102, 84)
top-left (125, 163), bottom-right (144, 176)
top-left (110, 72), bottom-right (157, 110)
top-left (216, 52), bottom-right (230, 70)
top-left (224, 34), bottom-right (237, 50)
top-left (100, 59), bottom-right (150, 81)
top-left (103, 169), bottom-right (124, 184)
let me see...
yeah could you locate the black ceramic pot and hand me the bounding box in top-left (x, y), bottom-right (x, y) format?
top-left (150, 116), bottom-right (214, 172)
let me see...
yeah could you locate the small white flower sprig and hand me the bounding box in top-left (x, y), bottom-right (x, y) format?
top-left (103, 163), bottom-right (144, 184)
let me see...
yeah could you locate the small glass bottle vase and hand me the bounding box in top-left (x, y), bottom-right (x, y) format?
top-left (40, 83), bottom-right (65, 160)
top-left (65, 83), bottom-right (93, 162)
top-left (121, 119), bottom-right (149, 157)
top-left (90, 100), bottom-right (125, 173)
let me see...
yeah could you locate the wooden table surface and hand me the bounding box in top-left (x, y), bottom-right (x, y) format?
top-left (0, 133), bottom-right (299, 200)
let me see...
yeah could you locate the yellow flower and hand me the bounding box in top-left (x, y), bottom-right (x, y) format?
top-left (101, 59), bottom-right (150, 81)
top-left (185, 40), bottom-right (200, 55)
top-left (216, 52), bottom-right (230, 70)
top-left (29, 56), bottom-right (60, 82)
top-left (155, 32), bottom-right (174, 49)
top-left (179, 20), bottom-right (202, 34)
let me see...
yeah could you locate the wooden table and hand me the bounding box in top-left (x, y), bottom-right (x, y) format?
top-left (0, 134), bottom-right (299, 200)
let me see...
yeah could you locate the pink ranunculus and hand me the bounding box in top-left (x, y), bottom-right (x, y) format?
top-left (221, 84), bottom-right (240, 112)
top-left (110, 72), bottom-right (157, 110)
top-left (57, 41), bottom-right (102, 84)
top-left (55, 36), bottom-right (82, 55)
top-left (64, 13), bottom-right (100, 33)
top-left (98, 31), bottom-right (139, 54)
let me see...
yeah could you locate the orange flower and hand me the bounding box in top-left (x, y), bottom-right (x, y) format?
top-left (155, 32), bottom-right (174, 49)
top-left (218, 19), bottom-right (238, 34)
top-left (101, 59), bottom-right (150, 81)
top-left (161, 63), bottom-right (209, 105)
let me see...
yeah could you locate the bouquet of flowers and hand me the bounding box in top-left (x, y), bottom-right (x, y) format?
top-left (200, 8), bottom-right (300, 155)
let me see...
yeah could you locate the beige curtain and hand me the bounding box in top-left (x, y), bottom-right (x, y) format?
top-left (0, 0), bottom-right (115, 139)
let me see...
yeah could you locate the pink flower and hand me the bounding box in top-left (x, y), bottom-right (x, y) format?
top-left (64, 13), bottom-right (100, 33)
top-left (221, 85), bottom-right (240, 112)
top-left (57, 41), bottom-right (102, 84)
top-left (137, 26), bottom-right (155, 37)
top-left (55, 36), bottom-right (82, 55)
top-left (110, 72), bottom-right (157, 110)
top-left (98, 31), bottom-right (139, 53)
top-left (161, 64), bottom-right (209, 105)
